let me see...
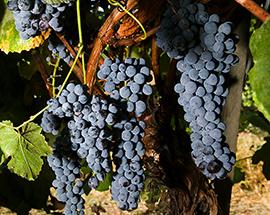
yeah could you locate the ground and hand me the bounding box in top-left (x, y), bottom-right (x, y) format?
top-left (0, 126), bottom-right (270, 215)
top-left (230, 129), bottom-right (270, 215)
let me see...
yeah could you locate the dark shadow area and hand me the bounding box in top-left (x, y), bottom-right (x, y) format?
top-left (0, 162), bottom-right (54, 215)
top-left (0, 0), bottom-right (5, 24)
top-left (214, 177), bottom-right (233, 215)
top-left (252, 137), bottom-right (270, 180)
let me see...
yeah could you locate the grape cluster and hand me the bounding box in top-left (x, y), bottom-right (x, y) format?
top-left (175, 45), bottom-right (236, 179)
top-left (40, 110), bottom-right (60, 135)
top-left (7, 0), bottom-right (71, 40)
top-left (156, 0), bottom-right (238, 179)
top-left (47, 134), bottom-right (85, 215)
top-left (48, 83), bottom-right (116, 189)
top-left (45, 83), bottom-right (89, 119)
top-left (68, 95), bottom-right (115, 189)
top-left (47, 37), bottom-right (74, 64)
top-left (156, 0), bottom-right (209, 59)
top-left (163, 5), bottom-right (238, 179)
top-left (200, 18), bottom-right (239, 67)
top-left (95, 57), bottom-right (152, 209)
top-left (41, 56), bottom-right (152, 211)
top-left (111, 118), bottom-right (145, 210)
top-left (97, 58), bottom-right (153, 117)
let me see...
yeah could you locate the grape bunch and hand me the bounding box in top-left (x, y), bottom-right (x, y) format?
top-left (200, 18), bottom-right (239, 68)
top-left (47, 134), bottom-right (85, 215)
top-left (170, 10), bottom-right (238, 179)
top-left (41, 57), bottom-right (153, 211)
top-left (156, 0), bottom-right (209, 59)
top-left (111, 118), bottom-right (145, 210)
top-left (7, 0), bottom-right (72, 40)
top-left (97, 58), bottom-right (153, 117)
top-left (47, 37), bottom-right (74, 64)
top-left (68, 95), bottom-right (115, 189)
top-left (156, 0), bottom-right (238, 179)
top-left (175, 45), bottom-right (236, 179)
top-left (95, 57), bottom-right (152, 209)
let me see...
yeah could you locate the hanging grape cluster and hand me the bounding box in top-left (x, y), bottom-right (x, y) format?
top-left (156, 0), bottom-right (238, 179)
top-left (40, 57), bottom-right (153, 213)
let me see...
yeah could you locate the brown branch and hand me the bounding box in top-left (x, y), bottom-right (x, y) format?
top-left (116, 0), bottom-right (165, 38)
top-left (56, 33), bottom-right (83, 69)
top-left (56, 33), bottom-right (90, 85)
top-left (86, 1), bottom-right (138, 93)
top-left (151, 35), bottom-right (161, 79)
top-left (33, 52), bottom-right (53, 97)
top-left (234, 0), bottom-right (270, 22)
top-left (86, 0), bottom-right (165, 93)
top-left (113, 26), bottom-right (159, 46)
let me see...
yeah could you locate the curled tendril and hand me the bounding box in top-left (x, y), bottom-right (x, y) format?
top-left (107, 0), bottom-right (147, 40)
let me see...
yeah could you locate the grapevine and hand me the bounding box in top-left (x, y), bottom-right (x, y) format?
top-left (0, 0), bottom-right (269, 214)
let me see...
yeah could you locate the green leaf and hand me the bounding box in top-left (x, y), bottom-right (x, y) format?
top-left (232, 166), bottom-right (245, 184)
top-left (0, 121), bottom-right (51, 180)
top-left (249, 19), bottom-right (270, 122)
top-left (96, 172), bottom-right (112, 192)
top-left (0, 7), bottom-right (49, 54)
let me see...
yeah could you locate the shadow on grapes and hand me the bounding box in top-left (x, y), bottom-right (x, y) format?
top-left (252, 136), bottom-right (270, 180)
top-left (0, 162), bottom-right (54, 215)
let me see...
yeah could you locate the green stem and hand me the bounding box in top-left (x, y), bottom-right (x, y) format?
top-left (13, 46), bottom-right (83, 130)
top-left (15, 106), bottom-right (49, 130)
top-left (108, 0), bottom-right (147, 40)
top-left (82, 52), bottom-right (86, 84)
top-left (76, 0), bottom-right (86, 84)
top-left (101, 52), bottom-right (108, 59)
top-left (57, 45), bottom-right (84, 97)
top-left (52, 57), bottom-right (61, 97)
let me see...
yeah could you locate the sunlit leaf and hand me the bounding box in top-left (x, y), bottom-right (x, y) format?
top-left (0, 121), bottom-right (51, 180)
top-left (249, 18), bottom-right (270, 122)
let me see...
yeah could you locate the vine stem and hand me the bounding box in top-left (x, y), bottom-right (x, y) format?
top-left (56, 33), bottom-right (83, 70)
top-left (15, 106), bottom-right (49, 130)
top-left (13, 46), bottom-right (84, 130)
top-left (57, 45), bottom-right (84, 97)
top-left (114, 26), bottom-right (159, 46)
top-left (234, 0), bottom-right (270, 22)
top-left (52, 57), bottom-right (61, 97)
top-left (76, 0), bottom-right (86, 84)
top-left (108, 0), bottom-right (147, 40)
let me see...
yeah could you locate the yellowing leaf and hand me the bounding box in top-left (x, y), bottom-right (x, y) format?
top-left (0, 8), bottom-right (50, 54)
top-left (0, 121), bottom-right (51, 180)
top-left (44, 0), bottom-right (73, 4)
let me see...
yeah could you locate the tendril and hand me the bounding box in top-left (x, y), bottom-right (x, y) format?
top-left (107, 0), bottom-right (147, 40)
